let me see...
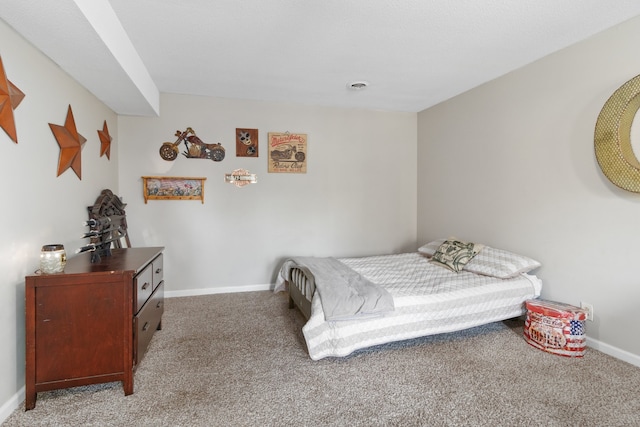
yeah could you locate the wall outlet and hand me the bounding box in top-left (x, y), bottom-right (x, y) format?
top-left (580, 302), bottom-right (594, 321)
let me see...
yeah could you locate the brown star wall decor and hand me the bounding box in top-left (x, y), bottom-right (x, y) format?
top-left (98, 120), bottom-right (112, 159)
top-left (0, 55), bottom-right (25, 144)
top-left (49, 105), bottom-right (86, 179)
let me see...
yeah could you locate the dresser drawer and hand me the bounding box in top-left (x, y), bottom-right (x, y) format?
top-left (134, 263), bottom-right (154, 314)
top-left (134, 281), bottom-right (164, 366)
top-left (152, 253), bottom-right (163, 290)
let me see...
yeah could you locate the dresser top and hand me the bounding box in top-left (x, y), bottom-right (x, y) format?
top-left (31, 247), bottom-right (164, 277)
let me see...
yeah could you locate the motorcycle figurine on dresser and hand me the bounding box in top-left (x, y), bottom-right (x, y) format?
top-left (77, 189), bottom-right (130, 263)
top-left (159, 127), bottom-right (225, 162)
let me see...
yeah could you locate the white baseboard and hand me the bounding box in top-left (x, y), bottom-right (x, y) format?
top-left (0, 386), bottom-right (24, 425)
top-left (586, 336), bottom-right (640, 368)
top-left (165, 283), bottom-right (272, 298)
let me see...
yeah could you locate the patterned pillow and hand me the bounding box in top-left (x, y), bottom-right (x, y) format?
top-left (429, 239), bottom-right (484, 273)
top-left (419, 238), bottom-right (541, 278)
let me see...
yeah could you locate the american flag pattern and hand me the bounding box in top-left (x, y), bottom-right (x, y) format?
top-left (523, 300), bottom-right (587, 357)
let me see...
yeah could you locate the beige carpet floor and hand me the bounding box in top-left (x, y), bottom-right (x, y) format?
top-left (4, 291), bottom-right (640, 426)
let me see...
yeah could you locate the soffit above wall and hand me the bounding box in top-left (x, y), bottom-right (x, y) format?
top-left (1, 0), bottom-right (640, 116)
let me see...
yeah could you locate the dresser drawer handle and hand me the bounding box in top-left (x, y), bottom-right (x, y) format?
top-left (142, 321), bottom-right (150, 331)
top-left (155, 268), bottom-right (162, 274)
top-left (142, 282), bottom-right (150, 290)
top-left (156, 301), bottom-right (163, 309)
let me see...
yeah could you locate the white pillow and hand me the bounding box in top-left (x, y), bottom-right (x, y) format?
top-left (419, 239), bottom-right (541, 279)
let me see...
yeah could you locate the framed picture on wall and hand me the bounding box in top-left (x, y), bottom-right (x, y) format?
top-left (236, 128), bottom-right (258, 157)
top-left (142, 176), bottom-right (207, 204)
top-left (267, 132), bottom-right (307, 173)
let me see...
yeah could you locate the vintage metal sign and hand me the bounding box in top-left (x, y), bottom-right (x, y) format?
top-left (268, 132), bottom-right (307, 173)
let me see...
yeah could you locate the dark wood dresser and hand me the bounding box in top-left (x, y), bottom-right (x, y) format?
top-left (24, 247), bottom-right (164, 410)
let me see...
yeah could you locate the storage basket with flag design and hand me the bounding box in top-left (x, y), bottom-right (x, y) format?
top-left (523, 299), bottom-right (588, 357)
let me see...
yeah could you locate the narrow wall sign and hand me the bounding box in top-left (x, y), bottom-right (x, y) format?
top-left (224, 169), bottom-right (257, 187)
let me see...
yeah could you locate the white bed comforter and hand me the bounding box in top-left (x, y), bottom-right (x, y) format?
top-left (294, 252), bottom-right (542, 360)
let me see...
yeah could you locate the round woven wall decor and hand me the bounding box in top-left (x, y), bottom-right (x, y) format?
top-left (594, 74), bottom-right (640, 193)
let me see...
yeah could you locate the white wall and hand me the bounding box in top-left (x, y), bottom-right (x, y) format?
top-left (0, 20), bottom-right (118, 418)
top-left (0, 21), bottom-right (416, 418)
top-left (9, 6), bottom-right (640, 421)
top-left (118, 94), bottom-right (418, 294)
top-left (417, 16), bottom-right (640, 362)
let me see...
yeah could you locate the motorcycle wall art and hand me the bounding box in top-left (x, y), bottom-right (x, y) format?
top-left (159, 127), bottom-right (225, 162)
top-left (268, 132), bottom-right (307, 173)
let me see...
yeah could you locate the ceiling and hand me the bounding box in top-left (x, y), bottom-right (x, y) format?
top-left (2, 0), bottom-right (640, 116)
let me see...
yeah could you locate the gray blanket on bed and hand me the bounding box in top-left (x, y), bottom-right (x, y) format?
top-left (286, 256), bottom-right (394, 321)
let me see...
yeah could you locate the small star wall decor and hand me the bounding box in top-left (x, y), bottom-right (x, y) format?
top-left (8, 80), bottom-right (25, 108)
top-left (0, 55), bottom-right (25, 144)
top-left (49, 105), bottom-right (86, 179)
top-left (98, 120), bottom-right (112, 159)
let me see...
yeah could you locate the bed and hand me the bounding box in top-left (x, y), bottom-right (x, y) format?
top-left (275, 238), bottom-right (542, 360)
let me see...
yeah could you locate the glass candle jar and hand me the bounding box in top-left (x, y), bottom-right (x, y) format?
top-left (40, 244), bottom-right (67, 274)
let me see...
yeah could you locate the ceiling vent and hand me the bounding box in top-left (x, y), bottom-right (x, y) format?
top-left (347, 81), bottom-right (369, 90)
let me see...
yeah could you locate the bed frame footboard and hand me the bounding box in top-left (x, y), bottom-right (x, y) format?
top-left (287, 267), bottom-right (313, 320)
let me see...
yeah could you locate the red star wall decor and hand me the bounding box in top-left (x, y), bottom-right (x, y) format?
top-left (49, 105), bottom-right (86, 179)
top-left (0, 55), bottom-right (25, 144)
top-left (98, 120), bottom-right (112, 159)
